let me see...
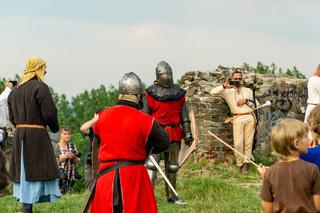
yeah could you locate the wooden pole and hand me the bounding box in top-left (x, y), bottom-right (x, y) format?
top-left (149, 155), bottom-right (178, 197)
top-left (208, 131), bottom-right (259, 168)
top-left (179, 110), bottom-right (198, 167)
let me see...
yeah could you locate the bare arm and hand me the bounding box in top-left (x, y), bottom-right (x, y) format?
top-left (80, 113), bottom-right (99, 135)
top-left (261, 201), bottom-right (273, 213)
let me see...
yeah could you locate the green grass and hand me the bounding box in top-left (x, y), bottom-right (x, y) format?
top-left (0, 159), bottom-right (263, 213)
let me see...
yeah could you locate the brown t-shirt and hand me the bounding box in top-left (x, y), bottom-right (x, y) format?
top-left (261, 159), bottom-right (320, 213)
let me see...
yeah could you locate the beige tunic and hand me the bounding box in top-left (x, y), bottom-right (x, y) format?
top-left (210, 85), bottom-right (256, 167)
top-left (210, 85), bottom-right (256, 114)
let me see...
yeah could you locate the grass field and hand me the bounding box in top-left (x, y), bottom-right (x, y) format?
top-left (0, 159), bottom-right (264, 213)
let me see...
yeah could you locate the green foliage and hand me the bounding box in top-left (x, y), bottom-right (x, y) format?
top-left (256, 61), bottom-right (270, 74)
top-left (51, 85), bottom-right (119, 192)
top-left (286, 66), bottom-right (306, 79)
top-left (242, 61), bottom-right (306, 79)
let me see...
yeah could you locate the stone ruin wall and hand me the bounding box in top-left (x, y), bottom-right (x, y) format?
top-left (1, 67), bottom-right (308, 165)
top-left (181, 65), bottom-right (307, 161)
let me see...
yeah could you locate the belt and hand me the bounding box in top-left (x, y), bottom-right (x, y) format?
top-left (225, 112), bottom-right (254, 123)
top-left (82, 160), bottom-right (145, 213)
top-left (16, 124), bottom-right (46, 129)
top-left (232, 112), bottom-right (253, 116)
top-left (308, 103), bottom-right (320, 105)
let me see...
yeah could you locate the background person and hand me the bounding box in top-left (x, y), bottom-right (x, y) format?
top-left (8, 56), bottom-right (60, 213)
top-left (56, 127), bottom-right (80, 193)
top-left (143, 61), bottom-right (193, 204)
top-left (210, 71), bottom-right (257, 173)
top-left (0, 81), bottom-right (15, 147)
top-left (304, 64), bottom-right (320, 123)
top-left (260, 119), bottom-right (320, 213)
top-left (0, 81), bottom-right (15, 192)
top-left (300, 105), bottom-right (320, 169)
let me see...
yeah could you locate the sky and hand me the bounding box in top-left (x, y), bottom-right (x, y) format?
top-left (0, 0), bottom-right (319, 97)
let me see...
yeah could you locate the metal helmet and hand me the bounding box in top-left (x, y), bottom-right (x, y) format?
top-left (118, 72), bottom-right (144, 95)
top-left (156, 61), bottom-right (173, 88)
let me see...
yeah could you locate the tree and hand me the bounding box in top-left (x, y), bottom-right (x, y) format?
top-left (241, 62), bottom-right (306, 79)
top-left (52, 85), bottom-right (119, 192)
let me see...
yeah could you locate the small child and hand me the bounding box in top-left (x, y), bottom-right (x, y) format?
top-left (260, 118), bottom-right (320, 213)
top-left (300, 105), bottom-right (320, 169)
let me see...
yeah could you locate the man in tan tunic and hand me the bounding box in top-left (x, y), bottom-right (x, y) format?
top-left (210, 71), bottom-right (256, 173)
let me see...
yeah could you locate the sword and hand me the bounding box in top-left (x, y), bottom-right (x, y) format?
top-left (208, 131), bottom-right (259, 168)
top-left (149, 155), bottom-right (178, 197)
top-left (179, 110), bottom-right (198, 167)
top-left (224, 101), bottom-right (272, 123)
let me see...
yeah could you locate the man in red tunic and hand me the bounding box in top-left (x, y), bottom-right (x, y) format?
top-left (90, 72), bottom-right (169, 213)
top-left (144, 61), bottom-right (193, 204)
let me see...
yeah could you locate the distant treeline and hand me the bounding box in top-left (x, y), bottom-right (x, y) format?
top-left (242, 61), bottom-right (306, 79)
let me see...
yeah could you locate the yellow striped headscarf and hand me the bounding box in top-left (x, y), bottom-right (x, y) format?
top-left (19, 56), bottom-right (47, 86)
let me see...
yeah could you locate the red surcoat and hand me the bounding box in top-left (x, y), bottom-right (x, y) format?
top-left (90, 105), bottom-right (157, 213)
top-left (144, 92), bottom-right (185, 142)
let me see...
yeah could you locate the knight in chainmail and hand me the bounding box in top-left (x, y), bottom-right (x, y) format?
top-left (143, 61), bottom-right (193, 204)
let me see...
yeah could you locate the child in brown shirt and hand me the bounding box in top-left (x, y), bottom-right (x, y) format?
top-left (260, 118), bottom-right (320, 213)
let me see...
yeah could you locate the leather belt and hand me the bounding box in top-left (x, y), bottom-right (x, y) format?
top-left (307, 103), bottom-right (320, 105)
top-left (232, 112), bottom-right (253, 116)
top-left (225, 112), bottom-right (254, 123)
top-left (16, 124), bottom-right (46, 129)
top-left (82, 160), bottom-right (145, 213)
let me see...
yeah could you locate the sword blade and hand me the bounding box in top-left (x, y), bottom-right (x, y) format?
top-left (208, 131), bottom-right (259, 168)
top-left (149, 155), bottom-right (178, 197)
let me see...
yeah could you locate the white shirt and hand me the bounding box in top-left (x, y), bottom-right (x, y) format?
top-left (210, 85), bottom-right (256, 114)
top-left (0, 87), bottom-right (12, 127)
top-left (307, 76), bottom-right (320, 105)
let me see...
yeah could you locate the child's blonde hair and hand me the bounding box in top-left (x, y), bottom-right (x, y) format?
top-left (271, 118), bottom-right (308, 159)
top-left (307, 105), bottom-right (320, 145)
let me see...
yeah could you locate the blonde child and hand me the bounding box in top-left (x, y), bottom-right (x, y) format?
top-left (260, 118), bottom-right (320, 213)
